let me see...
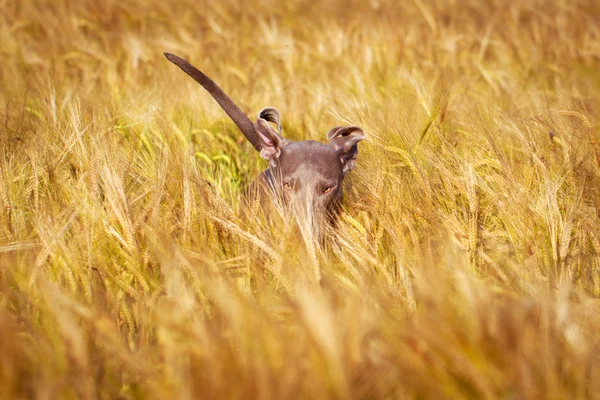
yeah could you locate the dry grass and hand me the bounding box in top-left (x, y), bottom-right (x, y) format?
top-left (2, 0), bottom-right (600, 398)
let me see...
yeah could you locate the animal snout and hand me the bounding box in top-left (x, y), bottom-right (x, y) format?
top-left (285, 188), bottom-right (336, 221)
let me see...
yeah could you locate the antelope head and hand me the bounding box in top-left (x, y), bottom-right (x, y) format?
top-left (164, 53), bottom-right (366, 225)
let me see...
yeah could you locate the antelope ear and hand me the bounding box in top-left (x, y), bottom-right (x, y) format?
top-left (255, 109), bottom-right (289, 166)
top-left (258, 107), bottom-right (282, 134)
top-left (327, 126), bottom-right (366, 173)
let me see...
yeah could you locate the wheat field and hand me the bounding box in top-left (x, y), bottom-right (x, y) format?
top-left (1, 0), bottom-right (600, 398)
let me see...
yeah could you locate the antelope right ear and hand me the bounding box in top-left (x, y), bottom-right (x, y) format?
top-left (255, 107), bottom-right (289, 166)
top-left (258, 107), bottom-right (282, 134)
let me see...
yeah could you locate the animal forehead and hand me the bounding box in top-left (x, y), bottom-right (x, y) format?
top-left (278, 141), bottom-right (342, 179)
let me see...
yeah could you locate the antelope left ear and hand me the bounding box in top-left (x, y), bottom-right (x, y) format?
top-left (327, 126), bottom-right (366, 173)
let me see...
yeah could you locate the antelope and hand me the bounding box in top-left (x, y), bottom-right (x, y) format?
top-left (164, 53), bottom-right (365, 226)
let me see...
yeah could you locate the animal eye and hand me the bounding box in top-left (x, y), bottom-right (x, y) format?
top-left (284, 182), bottom-right (292, 190)
top-left (323, 186), bottom-right (332, 194)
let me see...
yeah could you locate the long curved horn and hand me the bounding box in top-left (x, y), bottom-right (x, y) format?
top-left (164, 53), bottom-right (262, 151)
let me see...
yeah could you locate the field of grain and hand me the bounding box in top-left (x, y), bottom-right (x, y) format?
top-left (2, 0), bottom-right (600, 398)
